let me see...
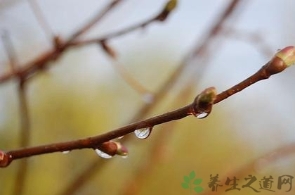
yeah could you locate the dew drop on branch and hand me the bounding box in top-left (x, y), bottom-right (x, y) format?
top-left (95, 149), bottom-right (113, 159)
top-left (134, 127), bottom-right (152, 139)
top-left (62, 150), bottom-right (70, 154)
top-left (195, 112), bottom-right (209, 119)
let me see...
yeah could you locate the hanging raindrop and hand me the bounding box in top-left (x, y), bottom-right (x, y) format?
top-left (95, 149), bottom-right (113, 159)
top-left (62, 150), bottom-right (70, 154)
top-left (196, 112), bottom-right (209, 119)
top-left (134, 127), bottom-right (152, 139)
top-left (189, 108), bottom-right (210, 119)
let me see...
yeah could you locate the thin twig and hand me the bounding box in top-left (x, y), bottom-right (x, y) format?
top-left (27, 0), bottom-right (55, 41)
top-left (70, 0), bottom-right (177, 46)
top-left (65, 0), bottom-right (123, 45)
top-left (0, 0), bottom-right (123, 84)
top-left (0, 0), bottom-right (177, 84)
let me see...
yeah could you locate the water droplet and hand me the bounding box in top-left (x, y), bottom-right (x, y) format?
top-left (117, 136), bottom-right (124, 140)
top-left (196, 112), bottom-right (209, 119)
top-left (189, 106), bottom-right (211, 119)
top-left (122, 155), bottom-right (128, 159)
top-left (95, 149), bottom-right (113, 159)
top-left (62, 150), bottom-right (70, 154)
top-left (134, 127), bottom-right (152, 139)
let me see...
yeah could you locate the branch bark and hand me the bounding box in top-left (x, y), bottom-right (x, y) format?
top-left (1, 45), bottom-right (294, 167)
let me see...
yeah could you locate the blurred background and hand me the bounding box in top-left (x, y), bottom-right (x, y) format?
top-left (0, 0), bottom-right (295, 194)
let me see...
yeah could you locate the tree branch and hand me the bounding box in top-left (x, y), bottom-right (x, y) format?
top-left (70, 0), bottom-right (178, 46)
top-left (0, 0), bottom-right (178, 85)
top-left (0, 45), bottom-right (294, 168)
top-left (0, 0), bottom-right (123, 84)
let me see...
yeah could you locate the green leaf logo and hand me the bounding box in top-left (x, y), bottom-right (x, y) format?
top-left (181, 171), bottom-right (204, 193)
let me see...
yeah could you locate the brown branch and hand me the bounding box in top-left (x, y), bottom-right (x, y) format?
top-left (71, 0), bottom-right (177, 46)
top-left (65, 0), bottom-right (123, 45)
top-left (4, 103), bottom-right (191, 162)
top-left (0, 0), bottom-right (123, 84)
top-left (1, 45), bottom-right (294, 168)
top-left (214, 46), bottom-right (295, 104)
top-left (0, 0), bottom-right (177, 85)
